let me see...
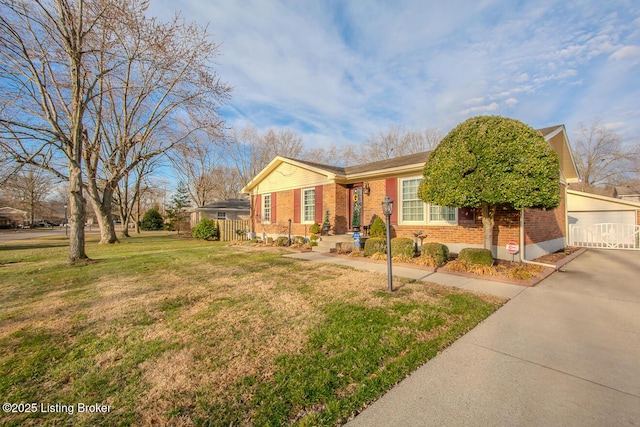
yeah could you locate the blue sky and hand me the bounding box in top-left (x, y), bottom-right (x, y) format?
top-left (148, 0), bottom-right (640, 149)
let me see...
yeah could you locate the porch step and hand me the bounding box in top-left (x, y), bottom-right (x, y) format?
top-left (311, 234), bottom-right (366, 253)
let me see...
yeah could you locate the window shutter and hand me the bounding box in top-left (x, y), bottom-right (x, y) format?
top-left (294, 189), bottom-right (301, 223)
top-left (314, 185), bottom-right (323, 224)
top-left (385, 178), bottom-right (398, 224)
top-left (271, 192), bottom-right (277, 222)
top-left (255, 194), bottom-right (261, 222)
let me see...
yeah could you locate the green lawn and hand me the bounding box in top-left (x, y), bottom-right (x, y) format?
top-left (0, 233), bottom-right (504, 426)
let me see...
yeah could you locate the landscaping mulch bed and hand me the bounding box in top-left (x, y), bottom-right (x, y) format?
top-left (320, 246), bottom-right (587, 286)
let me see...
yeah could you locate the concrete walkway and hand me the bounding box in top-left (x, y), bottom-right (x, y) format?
top-left (344, 249), bottom-right (640, 426)
top-left (284, 252), bottom-right (526, 299)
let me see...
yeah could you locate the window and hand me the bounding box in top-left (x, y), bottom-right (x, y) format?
top-left (302, 188), bottom-right (315, 223)
top-left (399, 177), bottom-right (457, 225)
top-left (401, 178), bottom-right (424, 222)
top-left (217, 211), bottom-right (227, 220)
top-left (262, 194), bottom-right (271, 222)
top-left (429, 205), bottom-right (457, 223)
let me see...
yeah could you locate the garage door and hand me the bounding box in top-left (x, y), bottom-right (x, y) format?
top-left (568, 211), bottom-right (639, 249)
top-left (568, 211), bottom-right (635, 226)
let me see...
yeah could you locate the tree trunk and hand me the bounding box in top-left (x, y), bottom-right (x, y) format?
top-left (116, 192), bottom-right (131, 238)
top-left (481, 202), bottom-right (497, 258)
top-left (87, 183), bottom-right (119, 244)
top-left (67, 162), bottom-right (88, 264)
top-left (120, 220), bottom-right (131, 238)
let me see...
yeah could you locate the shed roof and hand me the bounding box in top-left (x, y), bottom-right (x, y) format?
top-left (195, 198), bottom-right (250, 211)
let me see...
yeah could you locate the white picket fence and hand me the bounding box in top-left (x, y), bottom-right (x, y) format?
top-left (569, 223), bottom-right (640, 250)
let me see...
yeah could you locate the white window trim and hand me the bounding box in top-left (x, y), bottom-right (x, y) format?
top-left (301, 187), bottom-right (315, 224)
top-left (427, 204), bottom-right (458, 225)
top-left (398, 176), bottom-right (426, 225)
top-left (398, 176), bottom-right (458, 226)
top-left (217, 211), bottom-right (227, 220)
top-left (262, 194), bottom-right (271, 223)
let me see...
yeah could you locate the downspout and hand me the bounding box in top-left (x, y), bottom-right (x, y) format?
top-left (520, 209), bottom-right (557, 270)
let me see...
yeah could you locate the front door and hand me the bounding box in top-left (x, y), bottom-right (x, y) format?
top-left (349, 185), bottom-right (363, 230)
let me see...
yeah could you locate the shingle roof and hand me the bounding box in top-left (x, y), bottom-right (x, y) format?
top-left (344, 151), bottom-right (430, 175)
top-left (197, 198), bottom-right (250, 211)
top-left (282, 158), bottom-right (346, 175)
top-left (285, 151), bottom-right (431, 177)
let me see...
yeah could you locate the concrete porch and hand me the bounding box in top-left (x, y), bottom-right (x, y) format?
top-left (312, 233), bottom-right (367, 253)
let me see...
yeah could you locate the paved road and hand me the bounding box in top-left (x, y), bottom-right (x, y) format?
top-left (0, 228), bottom-right (67, 242)
top-left (348, 249), bottom-right (640, 426)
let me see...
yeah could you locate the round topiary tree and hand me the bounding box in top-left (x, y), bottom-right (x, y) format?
top-left (419, 116), bottom-right (561, 256)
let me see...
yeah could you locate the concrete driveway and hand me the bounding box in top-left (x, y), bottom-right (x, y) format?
top-left (348, 249), bottom-right (640, 426)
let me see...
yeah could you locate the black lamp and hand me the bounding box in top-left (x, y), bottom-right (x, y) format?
top-left (382, 196), bottom-right (393, 292)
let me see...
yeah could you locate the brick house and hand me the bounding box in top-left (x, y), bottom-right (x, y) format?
top-left (241, 125), bottom-right (580, 260)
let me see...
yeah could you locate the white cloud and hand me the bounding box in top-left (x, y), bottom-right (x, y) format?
top-left (460, 102), bottom-right (499, 116)
top-left (609, 45), bottom-right (640, 60)
top-left (465, 97), bottom-right (485, 105)
top-left (147, 0), bottom-right (640, 147)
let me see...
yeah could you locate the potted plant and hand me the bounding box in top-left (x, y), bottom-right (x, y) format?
top-left (352, 206), bottom-right (361, 232)
top-left (309, 222), bottom-right (321, 246)
top-left (322, 210), bottom-right (331, 236)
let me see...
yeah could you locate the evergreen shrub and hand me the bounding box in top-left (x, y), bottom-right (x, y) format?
top-left (140, 208), bottom-right (164, 231)
top-left (275, 236), bottom-right (289, 247)
top-left (364, 237), bottom-right (386, 257)
top-left (391, 237), bottom-right (415, 257)
top-left (421, 242), bottom-right (450, 266)
top-left (192, 218), bottom-right (219, 240)
top-left (369, 217), bottom-right (386, 238)
top-left (458, 248), bottom-right (494, 266)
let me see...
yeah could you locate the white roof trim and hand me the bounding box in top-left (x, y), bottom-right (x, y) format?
top-left (567, 189), bottom-right (640, 208)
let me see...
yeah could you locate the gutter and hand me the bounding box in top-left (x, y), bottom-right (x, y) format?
top-left (519, 209), bottom-right (558, 270)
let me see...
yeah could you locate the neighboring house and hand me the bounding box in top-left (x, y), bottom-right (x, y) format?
top-left (614, 185), bottom-right (640, 203)
top-left (0, 207), bottom-right (28, 229)
top-left (242, 125), bottom-right (580, 260)
top-left (189, 198), bottom-right (250, 227)
top-left (567, 189), bottom-right (640, 249)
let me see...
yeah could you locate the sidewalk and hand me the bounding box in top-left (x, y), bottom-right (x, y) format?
top-left (284, 251), bottom-right (527, 299)
top-left (344, 249), bottom-right (640, 426)
top-left (286, 250), bottom-right (640, 425)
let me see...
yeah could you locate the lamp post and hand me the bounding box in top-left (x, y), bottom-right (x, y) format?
top-left (382, 196), bottom-right (393, 292)
top-left (64, 204), bottom-right (68, 236)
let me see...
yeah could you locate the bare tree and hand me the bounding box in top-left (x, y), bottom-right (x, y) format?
top-left (0, 0), bottom-right (115, 263)
top-left (573, 118), bottom-right (635, 191)
top-left (113, 156), bottom-right (161, 237)
top-left (83, 4), bottom-right (230, 244)
top-left (5, 166), bottom-right (56, 225)
top-left (226, 125), bottom-right (306, 189)
top-left (362, 126), bottom-right (442, 161)
top-left (172, 134), bottom-right (222, 207)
